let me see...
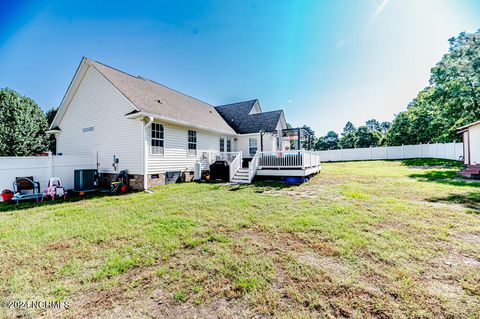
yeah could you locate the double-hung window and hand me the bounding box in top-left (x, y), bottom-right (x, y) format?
top-left (188, 130), bottom-right (197, 156)
top-left (249, 138), bottom-right (257, 157)
top-left (226, 138), bottom-right (232, 152)
top-left (151, 123), bottom-right (164, 155)
top-left (219, 137), bottom-right (225, 152)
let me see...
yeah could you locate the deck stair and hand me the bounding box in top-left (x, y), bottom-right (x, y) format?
top-left (459, 164), bottom-right (480, 179)
top-left (231, 168), bottom-right (250, 184)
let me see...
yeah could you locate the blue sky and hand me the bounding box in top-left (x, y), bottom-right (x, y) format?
top-left (0, 0), bottom-right (479, 135)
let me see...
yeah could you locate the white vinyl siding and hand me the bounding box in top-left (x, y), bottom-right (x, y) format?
top-left (146, 122), bottom-right (235, 173)
top-left (56, 65), bottom-right (143, 174)
top-left (236, 133), bottom-right (281, 157)
top-left (468, 124), bottom-right (480, 165)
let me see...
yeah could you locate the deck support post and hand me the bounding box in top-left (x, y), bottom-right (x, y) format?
top-left (260, 131), bottom-right (264, 152)
top-left (297, 128), bottom-right (301, 150)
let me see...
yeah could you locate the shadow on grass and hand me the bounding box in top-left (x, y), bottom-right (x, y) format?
top-left (0, 191), bottom-right (135, 213)
top-left (428, 192), bottom-right (480, 213)
top-left (406, 161), bottom-right (480, 212)
top-left (401, 158), bottom-right (465, 169)
top-left (228, 181), bottom-right (292, 192)
top-left (408, 170), bottom-right (480, 188)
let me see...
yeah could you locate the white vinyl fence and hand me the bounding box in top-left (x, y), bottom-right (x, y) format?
top-left (318, 142), bottom-right (463, 162)
top-left (0, 153), bottom-right (96, 198)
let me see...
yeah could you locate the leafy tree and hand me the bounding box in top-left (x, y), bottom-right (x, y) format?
top-left (385, 112), bottom-right (412, 145)
top-left (324, 130), bottom-right (339, 149)
top-left (380, 121), bottom-right (391, 134)
top-left (299, 125), bottom-right (315, 150)
top-left (355, 126), bottom-right (381, 148)
top-left (387, 29), bottom-right (480, 145)
top-left (45, 107), bottom-right (58, 153)
top-left (365, 119), bottom-right (381, 131)
top-left (314, 136), bottom-right (328, 150)
top-left (315, 130), bottom-right (339, 150)
top-left (342, 121), bottom-right (356, 136)
top-left (0, 88), bottom-right (49, 156)
top-left (339, 132), bottom-right (356, 149)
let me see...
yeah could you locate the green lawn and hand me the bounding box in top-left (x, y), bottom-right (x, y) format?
top-left (1, 159), bottom-right (479, 318)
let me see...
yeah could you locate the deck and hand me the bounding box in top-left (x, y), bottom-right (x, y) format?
top-left (208, 151), bottom-right (322, 183)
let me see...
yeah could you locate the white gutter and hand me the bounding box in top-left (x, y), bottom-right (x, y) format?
top-left (45, 129), bottom-right (61, 134)
top-left (126, 111), bottom-right (237, 137)
top-left (143, 116), bottom-right (154, 191)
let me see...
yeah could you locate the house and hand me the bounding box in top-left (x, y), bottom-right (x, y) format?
top-left (457, 120), bottom-right (480, 178)
top-left (215, 100), bottom-right (287, 163)
top-left (48, 58), bottom-right (320, 189)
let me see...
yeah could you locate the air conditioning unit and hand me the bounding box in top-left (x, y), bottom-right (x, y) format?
top-left (74, 169), bottom-right (99, 191)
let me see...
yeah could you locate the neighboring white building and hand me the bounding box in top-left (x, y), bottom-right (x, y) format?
top-left (457, 120), bottom-right (480, 165)
top-left (48, 58), bottom-right (303, 189)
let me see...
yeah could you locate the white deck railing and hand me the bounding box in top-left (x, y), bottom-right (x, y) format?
top-left (258, 151), bottom-right (321, 169)
top-left (302, 150), bottom-right (322, 169)
top-left (207, 152), bottom-right (240, 164)
top-left (228, 152), bottom-right (242, 181)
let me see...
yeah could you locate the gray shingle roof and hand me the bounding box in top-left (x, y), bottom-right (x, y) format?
top-left (87, 59), bottom-right (236, 135)
top-left (215, 100), bottom-right (283, 134)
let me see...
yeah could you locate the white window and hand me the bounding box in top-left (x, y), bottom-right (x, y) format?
top-left (227, 138), bottom-right (232, 152)
top-left (249, 138), bottom-right (257, 157)
top-left (188, 130), bottom-right (197, 156)
top-left (151, 123), bottom-right (164, 155)
top-left (219, 137), bottom-right (225, 152)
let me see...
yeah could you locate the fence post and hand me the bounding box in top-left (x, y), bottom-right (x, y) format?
top-left (385, 146), bottom-right (388, 160)
top-left (341, 148), bottom-right (344, 161)
top-left (48, 151), bottom-right (53, 178)
top-left (401, 144), bottom-right (404, 159)
top-left (370, 146), bottom-right (373, 160)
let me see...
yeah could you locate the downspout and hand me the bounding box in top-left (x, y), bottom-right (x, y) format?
top-left (143, 116), bottom-right (154, 191)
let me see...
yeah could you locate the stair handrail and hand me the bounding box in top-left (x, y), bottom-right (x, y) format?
top-left (248, 152), bottom-right (260, 183)
top-left (229, 151), bottom-right (242, 181)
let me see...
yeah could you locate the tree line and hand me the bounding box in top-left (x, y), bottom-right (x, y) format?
top-left (307, 29), bottom-right (480, 151)
top-left (0, 88), bottom-right (57, 156)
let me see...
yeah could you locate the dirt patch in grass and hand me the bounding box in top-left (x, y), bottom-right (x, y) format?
top-left (294, 252), bottom-right (354, 278)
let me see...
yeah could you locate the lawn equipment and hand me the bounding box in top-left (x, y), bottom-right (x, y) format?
top-left (110, 169), bottom-right (129, 193)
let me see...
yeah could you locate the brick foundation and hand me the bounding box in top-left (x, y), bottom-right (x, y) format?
top-left (99, 173), bottom-right (145, 191)
top-left (147, 173), bottom-right (166, 188)
top-left (100, 170), bottom-right (199, 191)
top-left (129, 175), bottom-right (144, 190)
